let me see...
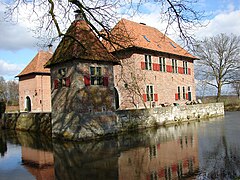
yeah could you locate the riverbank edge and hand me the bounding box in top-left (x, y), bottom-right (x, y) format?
top-left (1, 103), bottom-right (224, 141)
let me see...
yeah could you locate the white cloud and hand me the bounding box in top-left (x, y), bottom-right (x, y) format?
top-left (195, 10), bottom-right (240, 38)
top-left (0, 59), bottom-right (25, 77)
top-left (0, 21), bottom-right (38, 51)
top-left (0, 5), bottom-right (38, 51)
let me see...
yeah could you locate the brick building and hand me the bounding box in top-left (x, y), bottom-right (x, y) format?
top-left (104, 19), bottom-right (197, 109)
top-left (45, 14), bottom-right (119, 136)
top-left (16, 50), bottom-right (52, 112)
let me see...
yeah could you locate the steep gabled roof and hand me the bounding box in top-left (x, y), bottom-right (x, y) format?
top-left (45, 19), bottom-right (119, 67)
top-left (104, 18), bottom-right (197, 59)
top-left (16, 51), bottom-right (52, 77)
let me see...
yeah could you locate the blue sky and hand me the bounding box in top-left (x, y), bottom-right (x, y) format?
top-left (0, 0), bottom-right (240, 80)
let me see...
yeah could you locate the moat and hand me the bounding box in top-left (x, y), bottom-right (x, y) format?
top-left (0, 111), bottom-right (240, 179)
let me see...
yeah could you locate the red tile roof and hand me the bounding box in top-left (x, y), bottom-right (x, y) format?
top-left (16, 51), bottom-right (52, 77)
top-left (45, 19), bottom-right (119, 67)
top-left (104, 18), bottom-right (197, 59)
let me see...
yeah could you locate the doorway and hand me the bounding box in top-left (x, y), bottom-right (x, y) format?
top-left (25, 96), bottom-right (31, 112)
top-left (114, 88), bottom-right (119, 110)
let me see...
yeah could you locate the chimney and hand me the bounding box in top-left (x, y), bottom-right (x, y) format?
top-left (48, 44), bottom-right (53, 53)
top-left (74, 10), bottom-right (84, 21)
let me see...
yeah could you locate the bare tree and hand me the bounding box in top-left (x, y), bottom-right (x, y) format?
top-left (116, 57), bottom-right (148, 109)
top-left (2, 0), bottom-right (204, 47)
top-left (194, 34), bottom-right (240, 102)
top-left (0, 77), bottom-right (19, 105)
top-left (231, 81), bottom-right (240, 99)
top-left (0, 77), bottom-right (7, 102)
top-left (6, 80), bottom-right (19, 105)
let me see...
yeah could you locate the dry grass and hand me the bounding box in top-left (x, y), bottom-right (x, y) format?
top-left (200, 96), bottom-right (240, 111)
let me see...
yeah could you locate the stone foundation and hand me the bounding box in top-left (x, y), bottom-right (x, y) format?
top-left (52, 103), bottom-right (224, 140)
top-left (1, 103), bottom-right (224, 140)
top-left (2, 112), bottom-right (51, 134)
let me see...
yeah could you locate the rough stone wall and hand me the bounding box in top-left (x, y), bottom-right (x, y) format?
top-left (50, 60), bottom-right (116, 140)
top-left (52, 103), bottom-right (224, 141)
top-left (19, 74), bottom-right (51, 112)
top-left (116, 103), bottom-right (224, 131)
top-left (113, 50), bottom-right (196, 109)
top-left (2, 103), bottom-right (224, 141)
top-left (2, 113), bottom-right (51, 134)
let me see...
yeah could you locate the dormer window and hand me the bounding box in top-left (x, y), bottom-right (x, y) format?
top-left (170, 42), bottom-right (176, 48)
top-left (143, 35), bottom-right (151, 42)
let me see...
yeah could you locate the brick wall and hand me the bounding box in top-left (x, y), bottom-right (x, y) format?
top-left (50, 60), bottom-right (116, 138)
top-left (18, 74), bottom-right (51, 112)
top-left (113, 51), bottom-right (196, 109)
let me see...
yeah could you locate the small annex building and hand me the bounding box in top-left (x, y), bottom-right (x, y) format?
top-left (16, 50), bottom-right (52, 112)
top-left (104, 19), bottom-right (198, 109)
top-left (45, 14), bottom-right (120, 137)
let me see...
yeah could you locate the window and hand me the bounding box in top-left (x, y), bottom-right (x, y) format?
top-left (146, 85), bottom-right (154, 101)
top-left (172, 59), bottom-right (178, 73)
top-left (183, 87), bottom-right (186, 99)
top-left (188, 86), bottom-right (192, 101)
top-left (178, 86), bottom-right (181, 100)
top-left (150, 171), bottom-right (158, 180)
top-left (159, 57), bottom-right (166, 72)
top-left (149, 145), bottom-right (157, 159)
top-left (145, 55), bottom-right (152, 70)
top-left (183, 61), bottom-right (188, 74)
top-left (54, 68), bottom-right (70, 89)
top-left (90, 67), bottom-right (103, 85)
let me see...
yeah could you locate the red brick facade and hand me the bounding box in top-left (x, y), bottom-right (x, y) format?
top-left (18, 74), bottom-right (51, 112)
top-left (106, 19), bottom-right (197, 109)
top-left (114, 51), bottom-right (196, 109)
top-left (17, 51), bottom-right (52, 112)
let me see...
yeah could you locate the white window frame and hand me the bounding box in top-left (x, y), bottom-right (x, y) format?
top-left (145, 55), bottom-right (152, 70)
top-left (146, 85), bottom-right (154, 101)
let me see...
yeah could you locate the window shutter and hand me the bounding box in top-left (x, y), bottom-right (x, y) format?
top-left (65, 77), bottom-right (71, 87)
top-left (155, 64), bottom-right (160, 71)
top-left (153, 63), bottom-right (156, 71)
top-left (143, 94), bottom-right (147, 102)
top-left (84, 76), bottom-right (90, 86)
top-left (154, 94), bottom-right (158, 102)
top-left (153, 63), bottom-right (159, 71)
top-left (186, 93), bottom-right (188, 100)
top-left (103, 77), bottom-right (109, 86)
top-left (166, 65), bottom-right (172, 73)
top-left (54, 79), bottom-right (58, 89)
top-left (141, 62), bottom-right (145, 70)
top-left (178, 67), bottom-right (183, 74)
top-left (175, 93), bottom-right (179, 100)
top-left (188, 68), bottom-right (191, 75)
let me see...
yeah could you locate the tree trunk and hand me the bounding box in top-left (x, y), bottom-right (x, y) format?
top-left (216, 84), bottom-right (222, 102)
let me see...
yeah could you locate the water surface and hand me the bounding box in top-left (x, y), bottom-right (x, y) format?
top-left (0, 111), bottom-right (240, 179)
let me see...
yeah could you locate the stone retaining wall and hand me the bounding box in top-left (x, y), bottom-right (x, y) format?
top-left (1, 103), bottom-right (224, 140)
top-left (2, 112), bottom-right (51, 134)
top-left (116, 103), bottom-right (224, 131)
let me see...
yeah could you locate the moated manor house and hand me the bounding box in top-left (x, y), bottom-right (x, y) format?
top-left (17, 16), bottom-right (197, 114)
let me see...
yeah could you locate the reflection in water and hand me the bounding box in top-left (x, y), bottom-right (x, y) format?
top-left (0, 131), bottom-right (7, 157)
top-left (22, 147), bottom-right (55, 180)
top-left (0, 112), bottom-right (240, 179)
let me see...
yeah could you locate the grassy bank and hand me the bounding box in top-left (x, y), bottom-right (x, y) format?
top-left (200, 96), bottom-right (240, 111)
